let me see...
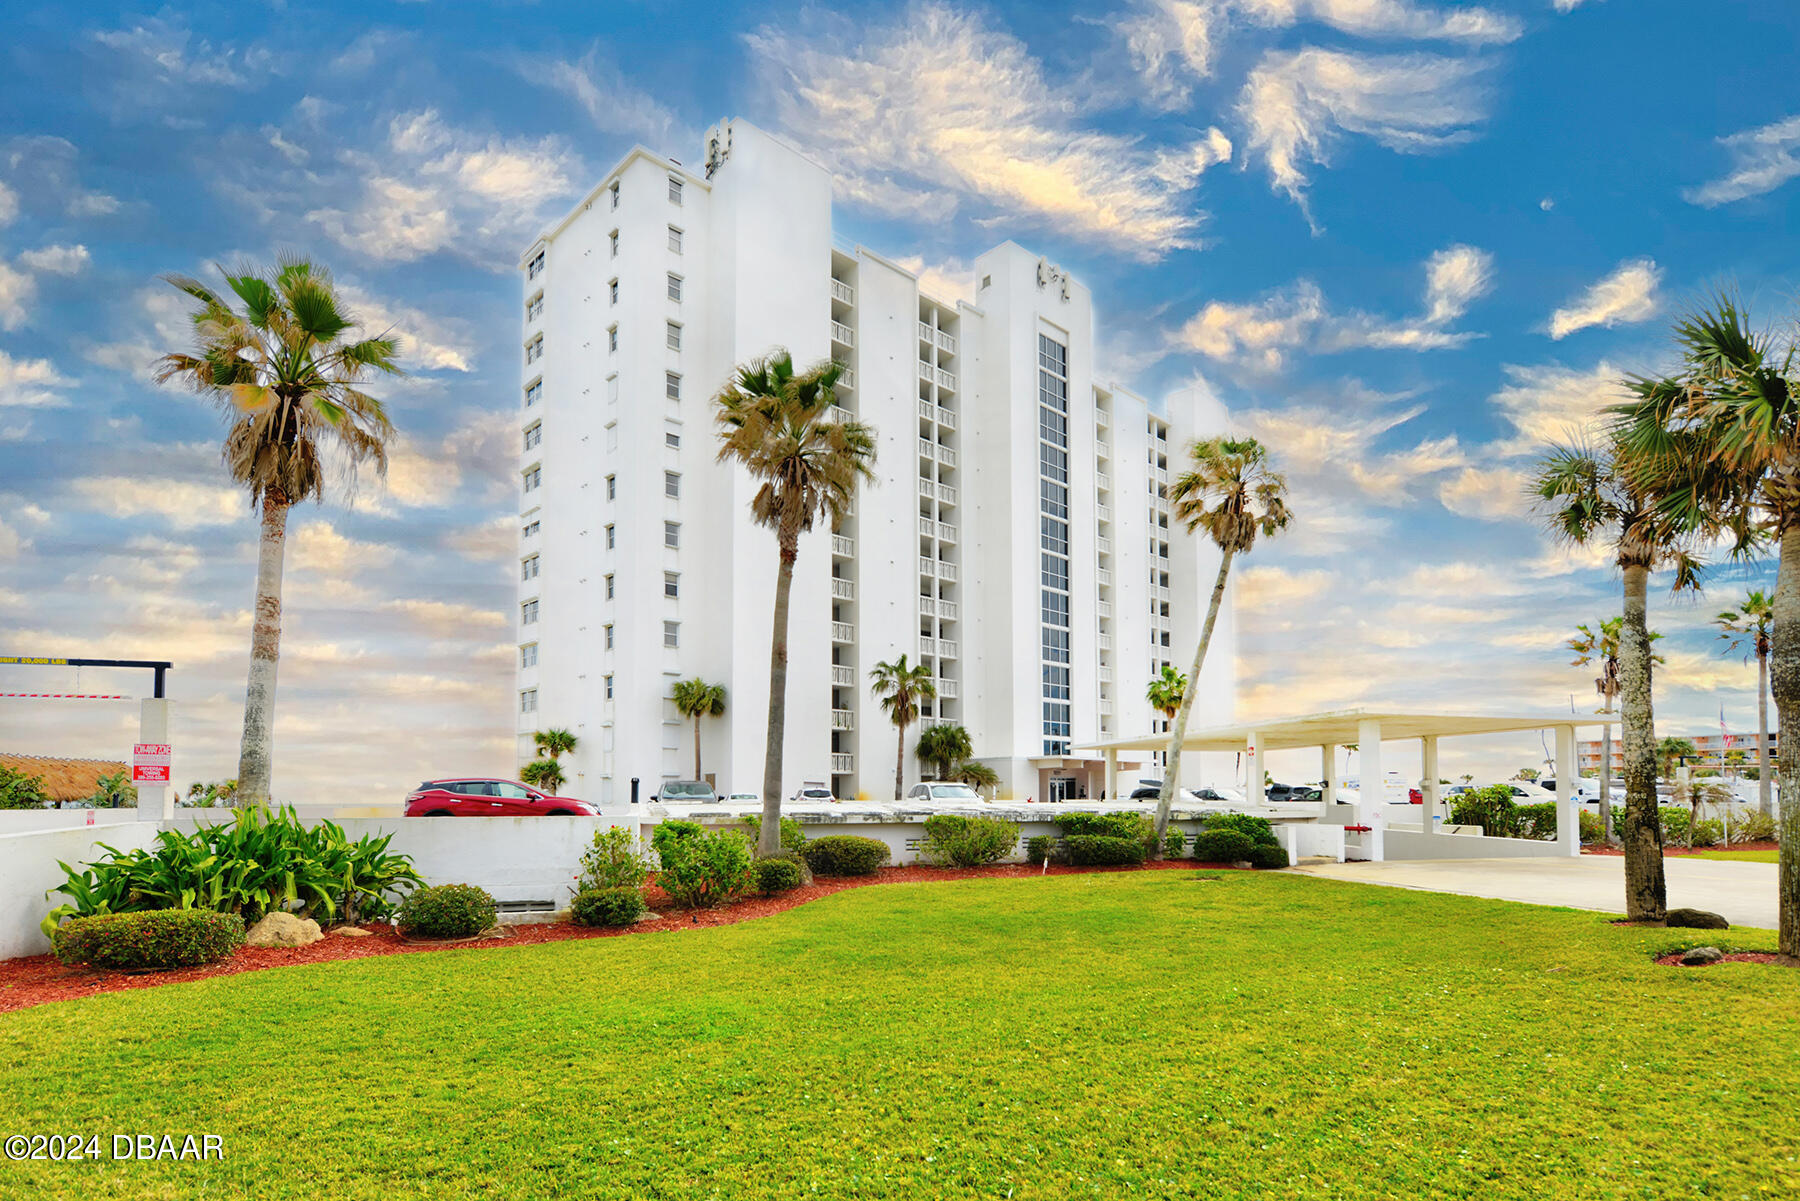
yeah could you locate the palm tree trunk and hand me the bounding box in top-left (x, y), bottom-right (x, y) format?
top-left (693, 714), bottom-right (703, 782)
top-left (1619, 560), bottom-right (1666, 921)
top-left (758, 532), bottom-right (798, 858)
top-left (1771, 527), bottom-right (1800, 958)
top-left (1155, 548), bottom-right (1234, 856)
top-left (1756, 647), bottom-right (1773, 818)
top-left (237, 485), bottom-right (289, 808)
top-left (1600, 703), bottom-right (1614, 845)
top-left (895, 718), bottom-right (905, 801)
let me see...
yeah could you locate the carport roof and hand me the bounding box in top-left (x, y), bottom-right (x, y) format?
top-left (1077, 707), bottom-right (1618, 755)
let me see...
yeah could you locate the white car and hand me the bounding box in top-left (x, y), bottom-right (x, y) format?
top-left (1495, 781), bottom-right (1556, 802)
top-left (906, 781), bottom-right (982, 802)
top-left (791, 783), bottom-right (836, 803)
top-left (725, 792), bottom-right (760, 806)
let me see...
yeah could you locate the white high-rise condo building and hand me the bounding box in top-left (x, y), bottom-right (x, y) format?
top-left (514, 118), bottom-right (1234, 804)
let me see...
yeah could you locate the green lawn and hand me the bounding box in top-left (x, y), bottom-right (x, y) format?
top-left (1693, 848), bottom-right (1781, 863)
top-left (2, 872), bottom-right (1796, 1200)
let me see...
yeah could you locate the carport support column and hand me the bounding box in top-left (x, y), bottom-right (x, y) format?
top-left (1246, 731), bottom-right (1263, 807)
top-left (1421, 736), bottom-right (1440, 835)
top-left (1356, 719), bottom-right (1383, 825)
top-left (1321, 744), bottom-right (1338, 817)
top-left (1555, 724), bottom-right (1579, 857)
top-left (1104, 748), bottom-right (1118, 802)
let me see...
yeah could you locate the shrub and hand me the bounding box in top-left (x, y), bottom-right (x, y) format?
top-left (1203, 813), bottom-right (1278, 847)
top-left (1054, 812), bottom-right (1154, 845)
top-left (1192, 829), bottom-right (1257, 863)
top-left (652, 822), bottom-right (755, 908)
top-left (1247, 843), bottom-right (1290, 870)
top-left (1730, 809), bottom-right (1777, 843)
top-left (579, 826), bottom-right (650, 892)
top-left (1579, 809), bottom-right (1606, 843)
top-left (396, 884), bottom-right (497, 940)
top-left (1025, 834), bottom-right (1059, 866)
top-left (51, 909), bottom-right (243, 970)
top-left (571, 886), bottom-right (646, 927)
top-left (803, 835), bottom-right (891, 877)
top-left (1451, 785), bottom-right (1521, 837)
top-left (1163, 829), bottom-right (1187, 858)
top-left (754, 856), bottom-right (805, 895)
top-left (1065, 834), bottom-right (1146, 866)
top-left (741, 814), bottom-right (810, 851)
top-left (1691, 818), bottom-right (1723, 848)
top-left (919, 814), bottom-right (1020, 867)
top-left (1516, 802), bottom-right (1560, 841)
top-left (1658, 806), bottom-right (1691, 844)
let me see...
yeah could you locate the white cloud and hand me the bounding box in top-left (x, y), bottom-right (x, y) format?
top-left (0, 349), bottom-right (67, 407)
top-left (1237, 564), bottom-right (1335, 607)
top-left (1423, 244), bottom-right (1493, 325)
top-left (0, 516), bottom-right (26, 559)
top-left (0, 181), bottom-right (16, 226)
top-left (1239, 47), bottom-right (1491, 222)
top-left (90, 18), bottom-right (261, 89)
top-left (1684, 114), bottom-right (1800, 207)
top-left (747, 3), bottom-right (1232, 258)
top-left (1121, 1), bottom-right (1223, 108)
top-left (1553, 0), bottom-right (1596, 12)
top-left (380, 598), bottom-right (506, 636)
top-left (890, 255), bottom-right (979, 306)
top-left (0, 263), bottom-right (34, 330)
top-left (1438, 466), bottom-right (1531, 520)
top-left (1238, 403), bottom-right (1465, 505)
top-left (70, 478), bottom-right (245, 529)
top-left (17, 244), bottom-right (90, 275)
top-left (537, 45), bottom-right (696, 147)
top-left (1485, 361), bottom-right (1625, 457)
top-left (338, 283), bottom-right (476, 373)
top-left (1548, 258), bottom-right (1661, 339)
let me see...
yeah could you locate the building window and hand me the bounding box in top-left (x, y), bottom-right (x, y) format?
top-left (666, 321), bottom-right (682, 351)
top-left (664, 521), bottom-right (680, 549)
top-left (605, 524), bottom-right (614, 550)
top-left (527, 250), bottom-right (545, 279)
top-left (608, 325), bottom-right (618, 353)
top-left (664, 571), bottom-right (679, 599)
top-left (667, 225), bottom-right (683, 254)
top-left (522, 519), bottom-right (539, 538)
top-left (667, 273), bottom-right (683, 303)
top-left (523, 465), bottom-right (541, 492)
top-left (604, 624), bottom-right (613, 650)
top-left (525, 334), bottom-right (543, 363)
top-left (520, 688), bottom-right (538, 713)
top-left (609, 229), bottom-right (619, 258)
top-left (1037, 332), bottom-right (1071, 758)
top-left (521, 554), bottom-right (539, 581)
top-left (606, 475), bottom-right (616, 501)
top-left (609, 279), bottom-right (619, 306)
top-left (525, 379), bottom-right (542, 406)
top-left (604, 674), bottom-right (614, 699)
top-left (605, 574), bottom-right (614, 600)
top-left (523, 422), bottom-right (541, 451)
top-left (609, 180), bottom-right (620, 209)
top-left (663, 620), bottom-right (679, 648)
top-left (520, 643), bottom-right (538, 669)
top-left (521, 599), bottom-right (539, 625)
top-left (668, 177), bottom-right (683, 204)
top-left (526, 293), bottom-right (543, 321)
top-left (665, 430), bottom-right (680, 449)
top-left (665, 371), bottom-right (681, 400)
top-left (664, 471), bottom-right (680, 499)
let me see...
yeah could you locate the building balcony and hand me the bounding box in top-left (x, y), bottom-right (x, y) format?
top-left (936, 520), bottom-right (956, 544)
top-left (830, 320), bottom-right (855, 347)
top-left (917, 360), bottom-right (934, 383)
top-left (831, 709), bottom-right (856, 731)
top-left (937, 444), bottom-right (957, 469)
top-left (831, 279), bottom-right (855, 305)
top-left (829, 404), bottom-right (854, 425)
top-left (937, 599), bottom-right (960, 622)
top-left (919, 597), bottom-right (937, 618)
top-left (918, 635), bottom-right (939, 658)
top-left (1097, 600), bottom-right (1113, 619)
top-left (918, 437), bottom-right (940, 463)
top-left (935, 329), bottom-right (957, 355)
top-left (831, 751), bottom-right (855, 774)
top-left (837, 368), bottom-right (855, 390)
top-left (832, 664), bottom-right (856, 687)
top-left (1152, 585), bottom-right (1171, 604)
top-left (1100, 665), bottom-right (1115, 683)
top-left (1096, 535), bottom-right (1113, 557)
top-left (1097, 504), bottom-right (1113, 525)
top-left (1096, 407), bottom-right (1111, 427)
top-left (937, 638), bottom-right (959, 660)
top-left (935, 367), bottom-right (956, 391)
top-left (832, 621), bottom-right (854, 643)
top-left (917, 320), bottom-right (934, 344)
top-left (1096, 567), bottom-right (1114, 587)
top-left (831, 578), bottom-right (856, 601)
top-left (1096, 473), bottom-right (1112, 493)
top-left (937, 678), bottom-right (959, 699)
top-left (832, 533), bottom-right (855, 558)
top-left (936, 482), bottom-right (958, 506)
top-left (938, 561), bottom-right (959, 583)
top-left (1100, 698), bottom-right (1115, 715)
top-left (918, 515), bottom-right (936, 538)
top-left (1098, 633), bottom-right (1114, 651)
top-left (917, 477), bottom-right (934, 501)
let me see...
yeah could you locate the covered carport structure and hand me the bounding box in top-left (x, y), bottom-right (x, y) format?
top-left (1079, 708), bottom-right (1618, 861)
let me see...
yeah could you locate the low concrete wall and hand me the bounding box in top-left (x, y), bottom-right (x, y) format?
top-left (0, 809), bottom-right (144, 834)
top-left (0, 823), bottom-right (161, 960)
top-left (1384, 829), bottom-right (1572, 860)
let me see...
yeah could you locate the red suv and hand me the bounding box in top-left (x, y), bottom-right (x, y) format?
top-left (405, 779), bottom-right (597, 816)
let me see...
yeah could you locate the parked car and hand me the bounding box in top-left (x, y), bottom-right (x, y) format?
top-left (791, 782), bottom-right (837, 803)
top-left (724, 792), bottom-right (760, 806)
top-left (654, 780), bottom-right (718, 803)
top-left (906, 781), bottom-right (981, 802)
top-left (1266, 782), bottom-right (1321, 803)
top-left (405, 779), bottom-right (597, 816)
top-left (1128, 784), bottom-right (1219, 804)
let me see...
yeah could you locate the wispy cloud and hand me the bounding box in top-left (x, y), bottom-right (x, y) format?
top-left (0, 350), bottom-right (69, 408)
top-left (1684, 114), bottom-right (1800, 207)
top-left (535, 44), bottom-right (696, 148)
top-left (1547, 258), bottom-right (1661, 339)
top-left (747, 2), bottom-right (1232, 259)
top-left (1239, 47), bottom-right (1492, 224)
top-left (1484, 360), bottom-right (1626, 457)
top-left (1438, 465), bottom-right (1531, 520)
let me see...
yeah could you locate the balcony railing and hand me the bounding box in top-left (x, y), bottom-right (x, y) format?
top-left (1097, 600), bottom-right (1113, 618)
top-left (1152, 585), bottom-right (1171, 603)
top-left (936, 483), bottom-right (958, 505)
top-left (935, 329), bottom-right (957, 355)
top-left (937, 599), bottom-right (960, 622)
top-left (918, 636), bottom-right (939, 658)
top-left (1100, 698), bottom-right (1115, 715)
top-left (830, 320), bottom-right (855, 347)
top-left (1096, 473), bottom-right (1113, 493)
top-left (917, 478), bottom-right (934, 500)
top-left (938, 561), bottom-right (959, 583)
top-left (831, 533), bottom-right (855, 558)
top-left (1099, 666), bottom-right (1115, 683)
top-left (1097, 504), bottom-right (1113, 524)
top-left (831, 709), bottom-right (856, 731)
top-left (837, 368), bottom-right (855, 390)
top-left (1096, 536), bottom-right (1113, 557)
top-left (831, 751), bottom-right (855, 774)
top-left (937, 521), bottom-right (957, 544)
top-left (937, 678), bottom-right (959, 699)
top-left (831, 578), bottom-right (856, 601)
top-left (918, 437), bottom-right (938, 461)
top-left (918, 515), bottom-right (936, 538)
top-left (935, 367), bottom-right (956, 391)
top-left (919, 597), bottom-right (937, 618)
top-left (829, 404), bottom-right (854, 425)
top-left (918, 398), bottom-right (935, 421)
top-left (917, 360), bottom-right (934, 382)
top-left (830, 279), bottom-right (855, 305)
top-left (1097, 633), bottom-right (1114, 651)
top-left (832, 621), bottom-right (854, 643)
top-left (832, 664), bottom-right (855, 687)
top-left (1096, 567), bottom-right (1114, 587)
top-left (936, 444), bottom-right (957, 469)
top-left (936, 639), bottom-right (959, 659)
top-left (918, 321), bottom-right (934, 344)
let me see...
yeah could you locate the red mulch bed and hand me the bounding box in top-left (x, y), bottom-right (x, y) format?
top-left (1583, 842), bottom-right (1780, 857)
top-left (0, 859), bottom-right (1228, 1015)
top-left (1654, 950), bottom-right (1800, 968)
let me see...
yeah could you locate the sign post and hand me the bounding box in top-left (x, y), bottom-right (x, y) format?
top-left (134, 702), bottom-right (173, 822)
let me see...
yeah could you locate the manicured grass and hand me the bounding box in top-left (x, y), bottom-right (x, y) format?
top-left (1693, 848), bottom-right (1781, 863)
top-left (2, 872), bottom-right (1797, 1199)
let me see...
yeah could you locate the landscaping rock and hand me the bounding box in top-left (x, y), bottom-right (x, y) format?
top-left (332, 927), bottom-right (373, 938)
top-left (245, 913), bottom-right (323, 948)
top-left (1666, 908), bottom-right (1729, 930)
top-left (1679, 946), bottom-right (1724, 966)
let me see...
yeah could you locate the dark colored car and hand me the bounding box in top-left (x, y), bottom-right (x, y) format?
top-left (1266, 783), bottom-right (1318, 803)
top-left (405, 778), bottom-right (597, 816)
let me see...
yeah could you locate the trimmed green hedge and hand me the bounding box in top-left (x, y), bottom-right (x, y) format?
top-left (397, 884), bottom-right (496, 940)
top-left (651, 821), bottom-right (755, 908)
top-left (1203, 813), bottom-right (1278, 847)
top-left (1192, 829), bottom-right (1257, 863)
top-left (571, 886), bottom-right (647, 927)
top-left (1053, 812), bottom-right (1154, 845)
top-left (803, 835), bottom-right (890, 877)
top-left (52, 909), bottom-right (244, 970)
top-left (919, 814), bottom-right (1019, 867)
top-left (754, 856), bottom-right (805, 895)
top-left (1248, 843), bottom-right (1290, 870)
top-left (1025, 834), bottom-right (1058, 866)
top-left (1065, 834), bottom-right (1146, 866)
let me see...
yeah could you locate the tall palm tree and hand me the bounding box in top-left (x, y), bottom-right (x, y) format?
top-left (1658, 736), bottom-right (1700, 781)
top-left (520, 758), bottom-right (566, 793)
top-left (1566, 618), bottom-right (1663, 843)
top-left (155, 258), bottom-right (401, 807)
top-left (533, 729), bottom-right (579, 762)
top-left (916, 722), bottom-right (972, 781)
top-left (1145, 666), bottom-right (1187, 781)
top-left (953, 760), bottom-right (1000, 796)
top-left (871, 654), bottom-right (936, 801)
top-left (1155, 437), bottom-right (1291, 854)
top-left (1715, 589), bottom-right (1776, 817)
top-left (670, 678), bottom-right (727, 781)
top-left (715, 351), bottom-right (877, 855)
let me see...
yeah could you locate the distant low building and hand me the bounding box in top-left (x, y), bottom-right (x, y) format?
top-left (0, 753), bottom-right (128, 806)
top-left (1577, 731), bottom-right (1778, 774)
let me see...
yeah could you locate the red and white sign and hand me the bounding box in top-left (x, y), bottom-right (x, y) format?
top-left (132, 743), bottom-right (171, 784)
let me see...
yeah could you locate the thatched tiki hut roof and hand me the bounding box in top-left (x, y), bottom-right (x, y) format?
top-left (0, 753), bottom-right (128, 804)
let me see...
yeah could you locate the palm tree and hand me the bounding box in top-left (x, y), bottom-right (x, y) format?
top-left (533, 729), bottom-right (578, 762)
top-left (1715, 589), bottom-right (1775, 817)
top-left (871, 654), bottom-right (936, 801)
top-left (670, 679), bottom-right (727, 781)
top-left (715, 351), bottom-right (877, 854)
top-left (1145, 665), bottom-right (1187, 781)
top-left (1566, 618), bottom-right (1663, 843)
top-left (1658, 737), bottom-right (1699, 782)
top-left (953, 760), bottom-right (1000, 796)
top-left (520, 758), bottom-right (566, 793)
top-left (155, 258), bottom-right (401, 807)
top-left (916, 722), bottom-right (972, 781)
top-left (1154, 437), bottom-right (1291, 854)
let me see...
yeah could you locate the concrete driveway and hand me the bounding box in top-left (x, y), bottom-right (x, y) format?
top-left (1290, 855), bottom-right (1779, 929)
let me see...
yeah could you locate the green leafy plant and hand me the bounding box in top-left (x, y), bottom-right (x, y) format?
top-left (1065, 835), bottom-right (1146, 866)
top-left (651, 821), bottom-right (755, 908)
top-left (0, 764), bottom-right (50, 810)
top-left (571, 887), bottom-right (647, 927)
top-left (1053, 812), bottom-right (1155, 848)
top-left (1163, 829), bottom-right (1188, 859)
top-left (918, 814), bottom-right (1019, 867)
top-left (1450, 785), bottom-right (1521, 837)
top-left (753, 856), bottom-right (805, 895)
top-left (802, 835), bottom-right (890, 877)
top-left (740, 814), bottom-right (809, 851)
top-left (1192, 830), bottom-right (1257, 863)
top-left (1516, 802), bottom-right (1560, 841)
top-left (396, 884), bottom-right (496, 940)
top-left (1729, 809), bottom-right (1777, 843)
top-left (1025, 834), bottom-right (1059, 866)
top-left (52, 909), bottom-right (244, 970)
top-left (1247, 843), bottom-right (1290, 870)
top-left (579, 827), bottom-right (650, 892)
top-left (1203, 813), bottom-right (1278, 847)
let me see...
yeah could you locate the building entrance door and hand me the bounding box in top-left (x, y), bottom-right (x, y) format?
top-left (1049, 775), bottom-right (1077, 803)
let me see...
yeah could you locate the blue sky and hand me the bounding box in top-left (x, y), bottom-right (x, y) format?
top-left (2, 0), bottom-right (1797, 793)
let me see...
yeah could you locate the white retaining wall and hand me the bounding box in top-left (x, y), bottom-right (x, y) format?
top-left (0, 823), bottom-right (161, 960)
top-left (1383, 829), bottom-right (1577, 860)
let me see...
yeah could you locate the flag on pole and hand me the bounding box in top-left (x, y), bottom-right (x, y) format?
top-left (1720, 705), bottom-right (1735, 749)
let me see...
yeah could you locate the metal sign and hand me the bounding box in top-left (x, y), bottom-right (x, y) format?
top-left (132, 743), bottom-right (171, 784)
